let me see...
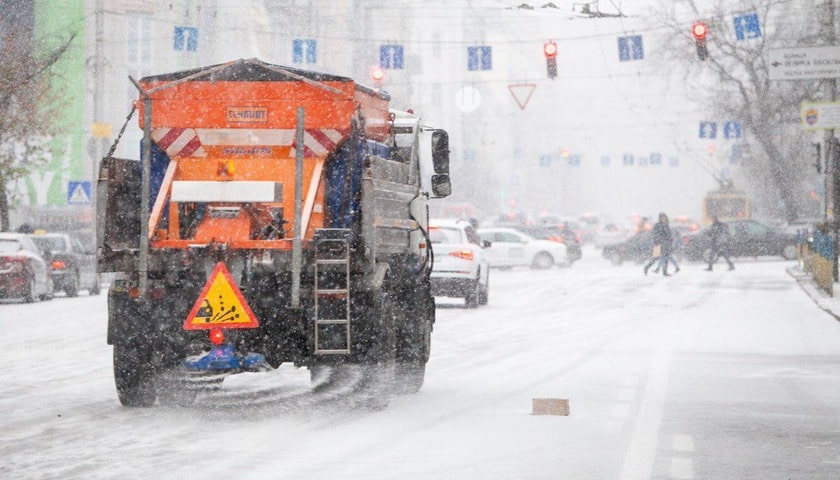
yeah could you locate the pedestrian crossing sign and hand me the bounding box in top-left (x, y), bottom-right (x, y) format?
top-left (67, 181), bottom-right (91, 205)
top-left (183, 262), bottom-right (259, 330)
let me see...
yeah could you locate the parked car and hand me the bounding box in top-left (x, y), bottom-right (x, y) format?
top-left (477, 227), bottom-right (569, 269)
top-left (683, 219), bottom-right (799, 262)
top-left (499, 223), bottom-right (582, 263)
top-left (602, 225), bottom-right (692, 266)
top-left (0, 232), bottom-right (54, 302)
top-left (602, 230), bottom-right (654, 265)
top-left (28, 232), bottom-right (100, 296)
top-left (429, 218), bottom-right (490, 308)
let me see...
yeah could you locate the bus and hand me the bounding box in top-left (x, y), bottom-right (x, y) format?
top-left (701, 188), bottom-right (750, 226)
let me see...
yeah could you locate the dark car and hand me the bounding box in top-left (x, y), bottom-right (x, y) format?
top-left (683, 219), bottom-right (799, 262)
top-left (602, 227), bottom-right (687, 266)
top-left (602, 230), bottom-right (654, 265)
top-left (29, 232), bottom-right (100, 296)
top-left (0, 233), bottom-right (54, 302)
top-left (495, 223), bottom-right (582, 263)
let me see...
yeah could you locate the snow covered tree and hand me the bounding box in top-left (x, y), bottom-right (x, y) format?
top-left (0, 8), bottom-right (74, 231)
top-left (651, 0), bottom-right (833, 221)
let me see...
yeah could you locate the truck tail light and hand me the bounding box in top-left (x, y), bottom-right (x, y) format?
top-left (51, 260), bottom-right (67, 270)
top-left (209, 327), bottom-right (225, 345)
top-left (449, 250), bottom-right (474, 261)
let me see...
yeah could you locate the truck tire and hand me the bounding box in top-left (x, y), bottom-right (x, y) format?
top-left (113, 340), bottom-right (156, 407)
top-left (353, 287), bottom-right (397, 409)
top-left (395, 289), bottom-right (433, 394)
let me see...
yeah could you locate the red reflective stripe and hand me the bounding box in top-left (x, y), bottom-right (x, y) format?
top-left (156, 128), bottom-right (183, 149)
top-left (307, 129), bottom-right (337, 152)
top-left (177, 134), bottom-right (203, 157)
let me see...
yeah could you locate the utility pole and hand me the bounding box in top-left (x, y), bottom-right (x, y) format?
top-left (823, 0), bottom-right (838, 280)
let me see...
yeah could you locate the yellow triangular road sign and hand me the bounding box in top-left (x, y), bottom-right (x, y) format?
top-left (183, 262), bottom-right (259, 330)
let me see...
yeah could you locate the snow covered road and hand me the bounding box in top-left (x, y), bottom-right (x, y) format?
top-left (2, 250), bottom-right (839, 479)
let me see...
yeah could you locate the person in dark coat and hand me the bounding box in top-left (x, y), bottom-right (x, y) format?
top-left (644, 212), bottom-right (677, 276)
top-left (706, 215), bottom-right (735, 271)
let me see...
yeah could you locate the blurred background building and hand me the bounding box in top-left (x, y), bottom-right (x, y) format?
top-left (6, 0), bottom-right (729, 231)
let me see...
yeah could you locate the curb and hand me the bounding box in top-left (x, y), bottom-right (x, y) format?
top-left (786, 266), bottom-right (840, 322)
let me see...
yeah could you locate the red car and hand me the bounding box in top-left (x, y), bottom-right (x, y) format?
top-left (0, 233), bottom-right (54, 302)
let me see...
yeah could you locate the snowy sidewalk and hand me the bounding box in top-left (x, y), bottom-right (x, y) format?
top-left (787, 265), bottom-right (840, 321)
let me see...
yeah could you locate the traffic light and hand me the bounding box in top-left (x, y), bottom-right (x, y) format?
top-left (544, 40), bottom-right (558, 79)
top-left (692, 22), bottom-right (709, 61)
top-left (371, 66), bottom-right (385, 84)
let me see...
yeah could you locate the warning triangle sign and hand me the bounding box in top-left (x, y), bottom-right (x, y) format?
top-left (183, 262), bottom-right (259, 330)
top-left (508, 83), bottom-right (536, 110)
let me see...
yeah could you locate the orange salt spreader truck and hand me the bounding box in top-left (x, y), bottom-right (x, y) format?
top-left (97, 59), bottom-right (451, 408)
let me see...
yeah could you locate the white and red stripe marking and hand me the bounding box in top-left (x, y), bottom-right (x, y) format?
top-left (151, 128), bottom-right (348, 158)
top-left (291, 129), bottom-right (347, 158)
top-left (151, 128), bottom-right (207, 158)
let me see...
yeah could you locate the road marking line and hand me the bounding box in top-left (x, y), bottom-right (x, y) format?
top-left (672, 434), bottom-right (694, 452)
top-left (670, 457), bottom-right (694, 479)
top-left (618, 348), bottom-right (672, 480)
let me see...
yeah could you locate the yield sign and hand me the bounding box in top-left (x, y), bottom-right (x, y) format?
top-left (508, 84), bottom-right (536, 110)
top-left (183, 262), bottom-right (259, 330)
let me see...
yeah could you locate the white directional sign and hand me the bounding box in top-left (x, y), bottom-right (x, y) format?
top-left (801, 102), bottom-right (840, 130)
top-left (769, 46), bottom-right (840, 80)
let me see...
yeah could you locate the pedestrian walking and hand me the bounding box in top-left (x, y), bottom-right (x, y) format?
top-left (706, 215), bottom-right (735, 271)
top-left (653, 231), bottom-right (681, 274)
top-left (644, 212), bottom-right (678, 276)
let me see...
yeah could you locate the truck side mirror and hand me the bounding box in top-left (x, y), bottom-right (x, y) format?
top-left (431, 130), bottom-right (450, 174)
top-left (431, 174), bottom-right (451, 198)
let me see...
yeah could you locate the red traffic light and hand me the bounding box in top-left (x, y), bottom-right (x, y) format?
top-left (692, 22), bottom-right (707, 40)
top-left (543, 41), bottom-right (558, 58)
top-left (371, 66), bottom-right (385, 82)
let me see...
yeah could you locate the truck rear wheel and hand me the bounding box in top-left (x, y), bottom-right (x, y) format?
top-left (395, 289), bottom-right (433, 394)
top-left (359, 288), bottom-right (396, 409)
top-left (113, 341), bottom-right (156, 407)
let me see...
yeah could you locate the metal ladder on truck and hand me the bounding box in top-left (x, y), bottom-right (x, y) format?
top-left (313, 229), bottom-right (351, 354)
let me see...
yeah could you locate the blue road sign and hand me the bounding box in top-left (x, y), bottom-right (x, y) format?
top-left (650, 152), bottom-right (662, 165)
top-left (67, 181), bottom-right (91, 205)
top-left (623, 153), bottom-right (634, 166)
top-left (467, 46), bottom-right (492, 71)
top-left (293, 39), bottom-right (317, 64)
top-left (568, 154), bottom-right (581, 167)
top-left (669, 156), bottom-right (679, 167)
top-left (600, 155), bottom-right (610, 166)
top-left (699, 121), bottom-right (717, 139)
top-left (539, 154), bottom-right (552, 167)
top-left (174, 26), bottom-right (198, 51)
top-left (734, 13), bottom-right (761, 41)
top-left (380, 44), bottom-right (404, 69)
top-left (618, 35), bottom-right (644, 62)
top-left (464, 149), bottom-right (476, 163)
top-left (723, 121), bottom-right (742, 139)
